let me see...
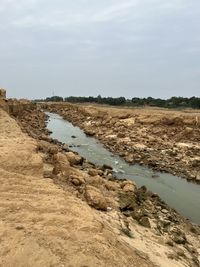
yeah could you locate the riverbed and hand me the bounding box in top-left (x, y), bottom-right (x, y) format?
top-left (46, 112), bottom-right (200, 224)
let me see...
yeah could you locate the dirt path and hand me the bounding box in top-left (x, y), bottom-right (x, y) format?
top-left (0, 108), bottom-right (158, 267)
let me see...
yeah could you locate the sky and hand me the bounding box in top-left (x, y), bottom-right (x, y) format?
top-left (0, 0), bottom-right (200, 99)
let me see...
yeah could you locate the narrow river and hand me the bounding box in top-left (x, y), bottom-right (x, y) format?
top-left (46, 112), bottom-right (200, 224)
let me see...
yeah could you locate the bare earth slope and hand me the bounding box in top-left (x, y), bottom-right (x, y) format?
top-left (0, 108), bottom-right (157, 267)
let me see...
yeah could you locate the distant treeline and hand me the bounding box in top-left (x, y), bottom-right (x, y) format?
top-left (36, 95), bottom-right (200, 109)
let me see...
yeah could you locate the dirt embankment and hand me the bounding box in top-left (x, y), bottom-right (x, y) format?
top-left (14, 105), bottom-right (200, 267)
top-left (0, 91), bottom-right (199, 267)
top-left (43, 102), bottom-right (200, 183)
top-left (0, 99), bottom-right (157, 266)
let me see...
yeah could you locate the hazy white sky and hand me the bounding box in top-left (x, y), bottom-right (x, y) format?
top-left (0, 0), bottom-right (200, 99)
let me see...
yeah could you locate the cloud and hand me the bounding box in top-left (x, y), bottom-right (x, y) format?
top-left (1, 0), bottom-right (190, 30)
top-left (0, 0), bottom-right (200, 98)
top-left (91, 1), bottom-right (139, 22)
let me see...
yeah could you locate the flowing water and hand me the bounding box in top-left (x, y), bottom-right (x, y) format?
top-left (46, 112), bottom-right (200, 224)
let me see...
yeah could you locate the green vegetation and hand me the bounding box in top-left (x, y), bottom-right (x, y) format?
top-left (46, 96), bottom-right (64, 102)
top-left (36, 95), bottom-right (200, 109)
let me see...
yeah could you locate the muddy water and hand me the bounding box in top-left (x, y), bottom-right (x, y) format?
top-left (46, 112), bottom-right (200, 224)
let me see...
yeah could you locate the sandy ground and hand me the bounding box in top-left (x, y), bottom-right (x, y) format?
top-left (0, 108), bottom-right (157, 267)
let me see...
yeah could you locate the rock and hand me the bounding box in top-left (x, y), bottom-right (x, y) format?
top-left (105, 134), bottom-right (117, 139)
top-left (196, 173), bottom-right (200, 181)
top-left (191, 158), bottom-right (200, 167)
top-left (166, 239), bottom-right (174, 247)
top-left (131, 209), bottom-right (146, 221)
top-left (88, 168), bottom-right (99, 177)
top-left (65, 152), bottom-right (83, 165)
top-left (56, 153), bottom-right (70, 166)
top-left (171, 228), bottom-right (187, 244)
top-left (161, 209), bottom-right (169, 214)
top-left (97, 170), bottom-right (104, 176)
top-left (43, 171), bottom-right (53, 178)
top-left (15, 224), bottom-right (24, 230)
top-left (69, 175), bottom-right (85, 186)
top-left (104, 181), bottom-right (120, 191)
top-left (117, 132), bottom-right (125, 138)
top-left (121, 180), bottom-right (137, 190)
top-left (135, 186), bottom-right (148, 203)
top-left (62, 143), bottom-right (69, 151)
top-left (84, 175), bottom-right (103, 186)
top-left (84, 185), bottom-right (108, 211)
top-left (176, 248), bottom-right (185, 257)
top-left (71, 135), bottom-right (77, 138)
top-left (185, 244), bottom-right (197, 254)
top-left (184, 127), bottom-right (193, 134)
top-left (159, 218), bottom-right (171, 227)
top-left (85, 129), bottom-right (95, 136)
top-left (48, 146), bottom-right (58, 155)
top-left (52, 164), bottom-right (61, 175)
top-left (38, 139), bottom-right (59, 155)
top-left (119, 193), bottom-right (136, 212)
top-left (125, 154), bottom-right (134, 163)
top-left (101, 164), bottom-right (113, 170)
top-left (172, 235), bottom-right (187, 245)
top-left (139, 216), bottom-right (151, 228)
top-left (122, 183), bottom-right (137, 193)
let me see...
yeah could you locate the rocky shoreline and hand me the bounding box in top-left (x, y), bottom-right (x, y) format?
top-left (42, 102), bottom-right (200, 184)
top-left (14, 104), bottom-right (200, 267)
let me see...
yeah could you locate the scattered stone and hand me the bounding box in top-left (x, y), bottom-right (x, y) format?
top-left (101, 164), bottom-right (113, 171)
top-left (48, 146), bottom-right (58, 155)
top-left (88, 168), bottom-right (99, 177)
top-left (105, 181), bottom-right (120, 191)
top-left (166, 239), bottom-right (174, 247)
top-left (117, 132), bottom-right (125, 138)
top-left (65, 152), bottom-right (83, 165)
top-left (139, 216), bottom-right (151, 228)
top-left (122, 182), bottom-right (136, 193)
top-left (43, 171), bottom-right (53, 178)
top-left (176, 248), bottom-right (185, 257)
top-left (62, 143), bottom-right (69, 151)
top-left (172, 234), bottom-right (187, 245)
top-left (84, 129), bottom-right (95, 136)
top-left (15, 224), bottom-right (24, 230)
top-left (69, 175), bottom-right (85, 186)
top-left (84, 185), bottom-right (108, 211)
top-left (161, 209), bottom-right (169, 214)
